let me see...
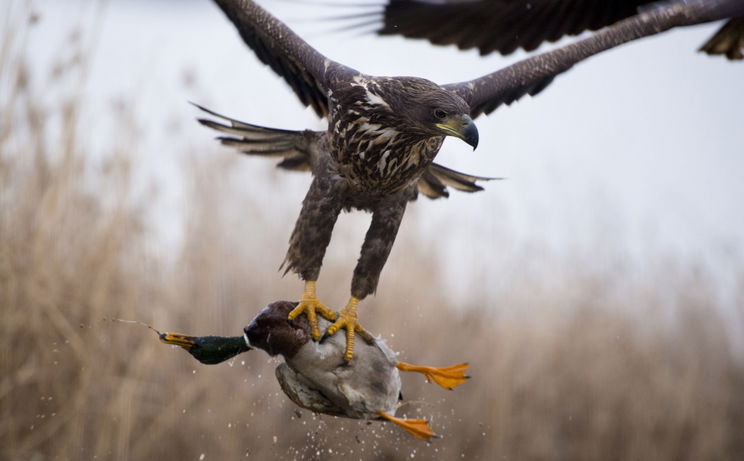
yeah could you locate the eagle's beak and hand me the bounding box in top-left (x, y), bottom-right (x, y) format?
top-left (436, 115), bottom-right (479, 150)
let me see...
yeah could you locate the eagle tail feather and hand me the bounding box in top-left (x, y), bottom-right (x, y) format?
top-left (418, 163), bottom-right (502, 200)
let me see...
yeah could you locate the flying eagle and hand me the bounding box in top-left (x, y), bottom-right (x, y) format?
top-left (202, 0), bottom-right (743, 361)
top-left (357, 0), bottom-right (744, 59)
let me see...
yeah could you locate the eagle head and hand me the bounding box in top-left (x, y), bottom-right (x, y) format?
top-left (374, 77), bottom-right (479, 149)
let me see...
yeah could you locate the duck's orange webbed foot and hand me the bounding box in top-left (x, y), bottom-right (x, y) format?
top-left (376, 412), bottom-right (436, 441)
top-left (288, 281), bottom-right (336, 341)
top-left (323, 297), bottom-right (374, 361)
top-left (396, 362), bottom-right (470, 390)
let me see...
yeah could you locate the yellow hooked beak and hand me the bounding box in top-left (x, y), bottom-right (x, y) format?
top-left (436, 114), bottom-right (479, 149)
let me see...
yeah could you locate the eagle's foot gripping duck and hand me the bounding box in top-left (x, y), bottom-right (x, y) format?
top-left (159, 301), bottom-right (470, 441)
top-left (287, 281), bottom-right (337, 341)
top-left (322, 296), bottom-right (375, 362)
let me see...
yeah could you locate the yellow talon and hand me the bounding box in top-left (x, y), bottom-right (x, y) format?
top-left (324, 297), bottom-right (373, 361)
top-left (396, 362), bottom-right (470, 390)
top-left (288, 281), bottom-right (336, 340)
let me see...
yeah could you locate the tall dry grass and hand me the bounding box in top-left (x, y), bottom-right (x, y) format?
top-left (3, 12), bottom-right (744, 461)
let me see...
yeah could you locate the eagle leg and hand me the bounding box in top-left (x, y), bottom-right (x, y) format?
top-left (323, 297), bottom-right (375, 361)
top-left (376, 412), bottom-right (435, 441)
top-left (288, 281), bottom-right (337, 341)
top-left (396, 362), bottom-right (471, 390)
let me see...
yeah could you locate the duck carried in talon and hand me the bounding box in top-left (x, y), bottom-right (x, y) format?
top-left (159, 301), bottom-right (470, 441)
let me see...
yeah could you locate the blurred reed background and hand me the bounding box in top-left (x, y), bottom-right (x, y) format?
top-left (2, 3), bottom-right (744, 461)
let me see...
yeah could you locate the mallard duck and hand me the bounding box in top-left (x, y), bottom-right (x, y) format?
top-left (160, 301), bottom-right (469, 440)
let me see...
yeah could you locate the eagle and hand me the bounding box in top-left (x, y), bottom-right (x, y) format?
top-left (358, 0), bottom-right (744, 60)
top-left (202, 0), bottom-right (743, 361)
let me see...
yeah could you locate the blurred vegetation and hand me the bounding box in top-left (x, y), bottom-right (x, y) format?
top-left (2, 8), bottom-right (744, 461)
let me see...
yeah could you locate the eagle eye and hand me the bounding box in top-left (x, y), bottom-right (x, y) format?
top-left (433, 108), bottom-right (447, 120)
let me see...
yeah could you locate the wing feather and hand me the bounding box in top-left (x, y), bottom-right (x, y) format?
top-left (374, 0), bottom-right (742, 61)
top-left (377, 0), bottom-right (647, 56)
top-left (213, 0), bottom-right (357, 118)
top-left (699, 18), bottom-right (744, 60)
top-left (444, 0), bottom-right (743, 119)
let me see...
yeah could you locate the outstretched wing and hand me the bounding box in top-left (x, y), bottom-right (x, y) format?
top-left (444, 0), bottom-right (744, 118)
top-left (358, 0), bottom-right (742, 60)
top-left (195, 104), bottom-right (494, 198)
top-left (375, 0), bottom-right (647, 56)
top-left (213, 0), bottom-right (357, 117)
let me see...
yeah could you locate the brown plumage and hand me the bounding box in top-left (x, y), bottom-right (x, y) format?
top-left (359, 0), bottom-right (744, 59)
top-left (197, 104), bottom-right (491, 291)
top-left (204, 0), bottom-right (743, 360)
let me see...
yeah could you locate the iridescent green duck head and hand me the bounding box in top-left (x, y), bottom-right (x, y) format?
top-left (159, 332), bottom-right (250, 365)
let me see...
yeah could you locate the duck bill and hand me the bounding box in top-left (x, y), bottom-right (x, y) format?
top-left (436, 115), bottom-right (479, 150)
top-left (160, 332), bottom-right (197, 351)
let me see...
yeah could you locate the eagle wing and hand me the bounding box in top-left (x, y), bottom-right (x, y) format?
top-left (443, 0), bottom-right (744, 118)
top-left (213, 0), bottom-right (358, 117)
top-left (365, 0), bottom-right (742, 60)
top-left (375, 0), bottom-right (647, 56)
top-left (196, 104), bottom-right (495, 199)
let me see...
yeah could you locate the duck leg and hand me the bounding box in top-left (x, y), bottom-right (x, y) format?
top-left (376, 412), bottom-right (435, 441)
top-left (396, 362), bottom-right (470, 390)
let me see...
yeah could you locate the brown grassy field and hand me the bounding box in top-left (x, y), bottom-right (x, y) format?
top-left (3, 14), bottom-right (744, 461)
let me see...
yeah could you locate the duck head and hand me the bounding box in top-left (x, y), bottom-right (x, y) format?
top-left (243, 301), bottom-right (311, 358)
